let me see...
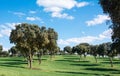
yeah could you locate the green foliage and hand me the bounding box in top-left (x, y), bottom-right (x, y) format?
top-left (0, 51), bottom-right (9, 57)
top-left (9, 23), bottom-right (58, 68)
top-left (72, 43), bottom-right (89, 56)
top-left (10, 23), bottom-right (42, 68)
top-left (0, 45), bottom-right (3, 52)
top-left (64, 46), bottom-right (72, 54)
top-left (99, 0), bottom-right (120, 54)
top-left (8, 46), bottom-right (19, 56)
top-left (46, 28), bottom-right (58, 58)
top-left (97, 42), bottom-right (111, 57)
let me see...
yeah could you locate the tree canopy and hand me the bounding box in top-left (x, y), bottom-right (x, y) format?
top-left (99, 0), bottom-right (120, 53)
top-left (0, 45), bottom-right (2, 53)
top-left (10, 23), bottom-right (58, 68)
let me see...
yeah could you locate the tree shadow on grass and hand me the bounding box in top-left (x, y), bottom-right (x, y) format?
top-left (55, 71), bottom-right (110, 76)
top-left (102, 59), bottom-right (120, 62)
top-left (0, 58), bottom-right (23, 62)
top-left (55, 59), bottom-right (90, 63)
top-left (71, 63), bottom-right (100, 66)
top-left (85, 67), bottom-right (119, 71)
top-left (64, 57), bottom-right (79, 60)
top-left (33, 58), bottom-right (47, 61)
top-left (101, 61), bottom-right (120, 64)
top-left (111, 71), bottom-right (120, 74)
top-left (55, 60), bottom-right (73, 62)
top-left (0, 59), bottom-right (27, 69)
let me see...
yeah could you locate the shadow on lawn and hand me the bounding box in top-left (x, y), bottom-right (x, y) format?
top-left (55, 71), bottom-right (110, 76)
top-left (71, 63), bottom-right (100, 66)
top-left (0, 58), bottom-right (23, 62)
top-left (111, 71), bottom-right (120, 74)
top-left (0, 59), bottom-right (27, 69)
top-left (55, 60), bottom-right (74, 62)
top-left (85, 67), bottom-right (119, 71)
top-left (101, 61), bottom-right (120, 64)
top-left (64, 57), bottom-right (79, 60)
top-left (33, 58), bottom-right (47, 61)
top-left (102, 59), bottom-right (120, 62)
top-left (55, 59), bottom-right (90, 63)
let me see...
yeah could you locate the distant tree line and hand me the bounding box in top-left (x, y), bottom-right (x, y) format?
top-left (63, 42), bottom-right (119, 67)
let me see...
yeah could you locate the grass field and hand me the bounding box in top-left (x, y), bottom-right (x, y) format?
top-left (0, 55), bottom-right (120, 76)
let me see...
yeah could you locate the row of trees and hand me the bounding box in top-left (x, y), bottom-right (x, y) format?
top-left (9, 23), bottom-right (59, 69)
top-left (64, 42), bottom-right (119, 67)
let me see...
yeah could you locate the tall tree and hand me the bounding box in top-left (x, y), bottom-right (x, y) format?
top-left (10, 23), bottom-right (45, 69)
top-left (99, 0), bottom-right (120, 54)
top-left (99, 0), bottom-right (120, 67)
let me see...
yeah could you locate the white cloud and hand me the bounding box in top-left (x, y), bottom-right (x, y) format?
top-left (86, 15), bottom-right (110, 26)
top-left (0, 34), bottom-right (2, 37)
top-left (1, 29), bottom-right (11, 37)
top-left (58, 36), bottom-right (99, 46)
top-left (99, 29), bottom-right (112, 39)
top-left (3, 47), bottom-right (9, 51)
top-left (13, 12), bottom-right (25, 17)
top-left (58, 39), bottom-right (70, 45)
top-left (26, 17), bottom-right (41, 21)
top-left (36, 0), bottom-right (89, 19)
top-left (51, 12), bottom-right (74, 19)
top-left (5, 23), bottom-right (19, 29)
top-left (58, 29), bottom-right (112, 46)
top-left (76, 2), bottom-right (89, 7)
top-left (29, 11), bottom-right (37, 14)
top-left (0, 23), bottom-right (21, 37)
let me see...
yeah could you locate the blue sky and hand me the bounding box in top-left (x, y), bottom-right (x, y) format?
top-left (0, 0), bottom-right (112, 50)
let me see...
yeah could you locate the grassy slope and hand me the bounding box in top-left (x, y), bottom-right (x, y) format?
top-left (0, 55), bottom-right (120, 76)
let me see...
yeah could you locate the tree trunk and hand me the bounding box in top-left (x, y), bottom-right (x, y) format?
top-left (38, 54), bottom-right (42, 65)
top-left (84, 54), bottom-right (86, 58)
top-left (50, 54), bottom-right (53, 60)
top-left (28, 50), bottom-right (32, 69)
top-left (50, 50), bottom-right (53, 60)
top-left (79, 55), bottom-right (82, 61)
top-left (27, 58), bottom-right (29, 67)
top-left (94, 56), bottom-right (97, 63)
top-left (109, 57), bottom-right (113, 67)
top-left (38, 57), bottom-right (41, 64)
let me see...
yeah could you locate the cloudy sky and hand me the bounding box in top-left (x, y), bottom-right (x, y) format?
top-left (0, 0), bottom-right (112, 50)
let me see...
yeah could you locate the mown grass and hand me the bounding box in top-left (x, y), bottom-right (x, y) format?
top-left (0, 55), bottom-right (120, 76)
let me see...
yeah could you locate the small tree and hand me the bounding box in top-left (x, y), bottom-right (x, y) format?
top-left (90, 45), bottom-right (98, 63)
top-left (64, 46), bottom-right (72, 54)
top-left (8, 46), bottom-right (19, 57)
top-left (108, 43), bottom-right (117, 67)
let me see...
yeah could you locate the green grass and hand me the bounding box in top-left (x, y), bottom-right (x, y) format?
top-left (0, 55), bottom-right (120, 76)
